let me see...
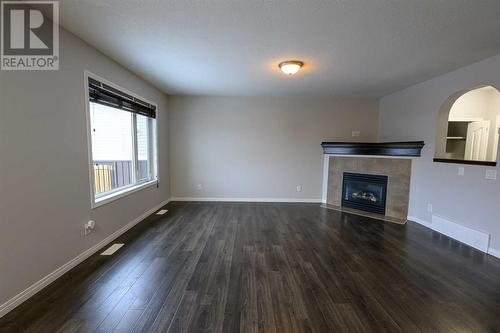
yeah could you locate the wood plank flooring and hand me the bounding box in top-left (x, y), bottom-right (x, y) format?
top-left (1, 201), bottom-right (500, 332)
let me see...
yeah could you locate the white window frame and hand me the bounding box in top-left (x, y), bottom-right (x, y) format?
top-left (84, 70), bottom-right (159, 209)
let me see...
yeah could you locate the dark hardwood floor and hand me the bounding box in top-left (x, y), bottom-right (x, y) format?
top-left (1, 202), bottom-right (500, 332)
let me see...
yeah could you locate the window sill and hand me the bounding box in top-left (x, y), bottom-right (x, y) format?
top-left (433, 158), bottom-right (497, 167)
top-left (92, 180), bottom-right (158, 209)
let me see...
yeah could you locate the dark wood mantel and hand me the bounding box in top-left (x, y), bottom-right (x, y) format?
top-left (321, 141), bottom-right (425, 157)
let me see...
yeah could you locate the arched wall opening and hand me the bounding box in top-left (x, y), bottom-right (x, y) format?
top-left (435, 85), bottom-right (500, 163)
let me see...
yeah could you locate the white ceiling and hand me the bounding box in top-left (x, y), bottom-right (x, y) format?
top-left (58, 0), bottom-right (500, 97)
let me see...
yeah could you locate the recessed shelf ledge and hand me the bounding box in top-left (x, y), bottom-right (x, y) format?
top-left (433, 158), bottom-right (497, 167)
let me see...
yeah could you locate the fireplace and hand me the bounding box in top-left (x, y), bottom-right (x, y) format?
top-left (342, 172), bottom-right (388, 214)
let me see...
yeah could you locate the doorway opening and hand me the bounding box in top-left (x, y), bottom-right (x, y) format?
top-left (435, 86), bottom-right (500, 164)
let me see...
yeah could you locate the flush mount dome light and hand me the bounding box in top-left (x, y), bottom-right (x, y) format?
top-left (279, 60), bottom-right (303, 75)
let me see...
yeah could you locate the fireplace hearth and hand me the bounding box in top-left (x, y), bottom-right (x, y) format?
top-left (342, 172), bottom-right (388, 215)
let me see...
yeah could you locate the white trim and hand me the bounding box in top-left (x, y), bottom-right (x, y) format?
top-left (431, 215), bottom-right (490, 252)
top-left (0, 199), bottom-right (170, 319)
top-left (321, 155), bottom-right (330, 204)
top-left (131, 114), bottom-right (139, 184)
top-left (83, 70), bottom-right (160, 210)
top-left (84, 71), bottom-right (96, 209)
top-left (408, 215), bottom-right (492, 254)
top-left (487, 247), bottom-right (500, 259)
top-left (93, 180), bottom-right (157, 209)
top-left (408, 215), bottom-right (432, 228)
top-left (171, 197), bottom-right (322, 203)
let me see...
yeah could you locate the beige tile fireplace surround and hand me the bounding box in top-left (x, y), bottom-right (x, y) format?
top-left (325, 156), bottom-right (412, 223)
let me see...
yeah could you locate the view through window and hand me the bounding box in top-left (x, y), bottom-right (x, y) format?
top-left (87, 76), bottom-right (157, 203)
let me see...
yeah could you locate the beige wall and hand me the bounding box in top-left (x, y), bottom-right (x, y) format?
top-left (0, 28), bottom-right (170, 309)
top-left (448, 87), bottom-right (495, 120)
top-left (169, 96), bottom-right (379, 200)
top-left (379, 53), bottom-right (500, 254)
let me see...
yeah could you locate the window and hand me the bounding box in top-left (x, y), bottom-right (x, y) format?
top-left (86, 73), bottom-right (158, 207)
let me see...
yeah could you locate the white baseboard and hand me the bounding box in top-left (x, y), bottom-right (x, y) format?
top-left (171, 197), bottom-right (322, 203)
top-left (0, 199), bottom-right (170, 319)
top-left (408, 215), bottom-right (432, 228)
top-left (431, 215), bottom-right (490, 253)
top-left (408, 214), bottom-right (496, 255)
top-left (488, 247), bottom-right (500, 259)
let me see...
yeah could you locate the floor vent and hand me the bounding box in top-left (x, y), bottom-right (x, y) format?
top-left (156, 209), bottom-right (168, 215)
top-left (100, 243), bottom-right (124, 256)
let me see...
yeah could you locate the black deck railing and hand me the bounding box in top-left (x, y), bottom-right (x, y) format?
top-left (94, 160), bottom-right (148, 194)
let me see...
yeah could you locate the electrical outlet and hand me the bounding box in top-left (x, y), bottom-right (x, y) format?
top-left (196, 183), bottom-right (203, 190)
top-left (458, 167), bottom-right (464, 176)
top-left (296, 185), bottom-right (302, 192)
top-left (427, 203), bottom-right (433, 213)
top-left (351, 130), bottom-right (360, 137)
top-left (485, 169), bottom-right (497, 180)
top-left (84, 220), bottom-right (95, 236)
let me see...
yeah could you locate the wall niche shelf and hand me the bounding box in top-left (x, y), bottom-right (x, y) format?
top-left (433, 158), bottom-right (497, 167)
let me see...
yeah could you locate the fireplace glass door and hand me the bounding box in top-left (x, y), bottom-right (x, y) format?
top-left (341, 172), bottom-right (388, 214)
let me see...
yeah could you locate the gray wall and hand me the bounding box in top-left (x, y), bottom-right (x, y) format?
top-left (0, 29), bottom-right (170, 307)
top-left (379, 53), bottom-right (500, 253)
top-left (169, 96), bottom-right (379, 200)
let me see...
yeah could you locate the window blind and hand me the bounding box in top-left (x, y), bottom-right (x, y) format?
top-left (88, 77), bottom-right (156, 118)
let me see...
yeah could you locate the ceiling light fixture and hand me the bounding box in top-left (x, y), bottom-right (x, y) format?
top-left (279, 60), bottom-right (303, 75)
